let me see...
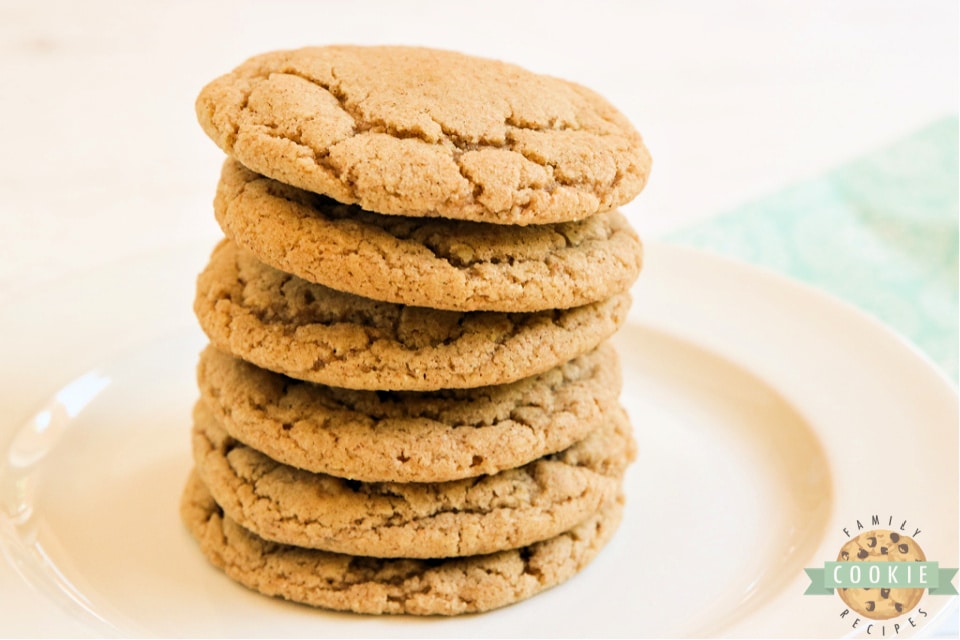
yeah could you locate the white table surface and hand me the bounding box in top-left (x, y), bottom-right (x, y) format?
top-left (0, 1), bottom-right (957, 637)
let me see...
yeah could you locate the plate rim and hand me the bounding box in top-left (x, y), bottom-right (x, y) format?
top-left (634, 242), bottom-right (959, 637)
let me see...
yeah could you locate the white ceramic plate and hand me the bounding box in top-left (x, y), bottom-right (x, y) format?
top-left (0, 242), bottom-right (955, 638)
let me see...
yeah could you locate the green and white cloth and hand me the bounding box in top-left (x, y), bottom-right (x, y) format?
top-left (669, 117), bottom-right (959, 382)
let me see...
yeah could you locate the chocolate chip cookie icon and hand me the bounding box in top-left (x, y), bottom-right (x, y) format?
top-left (838, 530), bottom-right (926, 620)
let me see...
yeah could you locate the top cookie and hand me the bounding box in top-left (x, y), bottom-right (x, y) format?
top-left (196, 46), bottom-right (651, 225)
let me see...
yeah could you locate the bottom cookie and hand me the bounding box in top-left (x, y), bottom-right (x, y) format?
top-left (181, 470), bottom-right (624, 616)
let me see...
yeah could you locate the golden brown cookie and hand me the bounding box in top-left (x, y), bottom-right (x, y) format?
top-left (197, 342), bottom-right (622, 483)
top-left (196, 46), bottom-right (651, 225)
top-left (837, 530), bottom-right (926, 620)
top-left (191, 400), bottom-right (634, 559)
top-left (181, 470), bottom-right (625, 615)
top-left (194, 239), bottom-right (631, 391)
top-left (214, 160), bottom-right (643, 312)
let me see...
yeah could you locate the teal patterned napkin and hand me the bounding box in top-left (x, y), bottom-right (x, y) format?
top-left (668, 117), bottom-right (959, 382)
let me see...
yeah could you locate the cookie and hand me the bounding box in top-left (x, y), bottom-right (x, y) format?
top-left (214, 160), bottom-right (643, 312)
top-left (196, 46), bottom-right (651, 225)
top-left (194, 239), bottom-right (631, 391)
top-left (191, 400), bottom-right (634, 558)
top-left (197, 342), bottom-right (622, 483)
top-left (181, 470), bottom-right (624, 615)
top-left (837, 530), bottom-right (926, 620)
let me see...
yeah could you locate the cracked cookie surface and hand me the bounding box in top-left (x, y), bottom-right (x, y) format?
top-left (198, 342), bottom-right (622, 483)
top-left (194, 239), bottom-right (631, 390)
top-left (181, 470), bottom-right (624, 615)
top-left (197, 46), bottom-right (651, 225)
top-left (192, 400), bottom-right (634, 559)
top-left (215, 160), bottom-right (643, 311)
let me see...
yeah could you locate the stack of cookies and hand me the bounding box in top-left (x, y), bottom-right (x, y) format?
top-left (182, 45), bottom-right (652, 616)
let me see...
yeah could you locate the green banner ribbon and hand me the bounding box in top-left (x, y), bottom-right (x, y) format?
top-left (804, 568), bottom-right (832, 595)
top-left (805, 563), bottom-right (959, 595)
top-left (930, 568), bottom-right (960, 595)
